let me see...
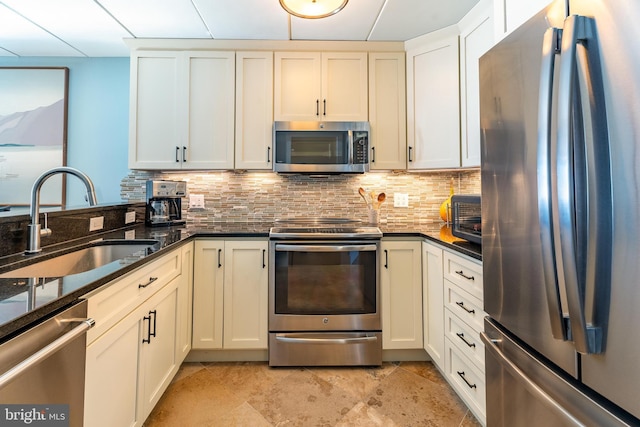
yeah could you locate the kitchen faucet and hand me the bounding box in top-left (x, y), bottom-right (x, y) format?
top-left (26, 167), bottom-right (98, 254)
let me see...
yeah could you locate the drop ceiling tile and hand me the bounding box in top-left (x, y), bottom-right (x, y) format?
top-left (195, 0), bottom-right (289, 40)
top-left (290, 0), bottom-right (385, 41)
top-left (1, 0), bottom-right (131, 56)
top-left (369, 0), bottom-right (481, 41)
top-left (96, 0), bottom-right (211, 39)
top-left (0, 4), bottom-right (82, 56)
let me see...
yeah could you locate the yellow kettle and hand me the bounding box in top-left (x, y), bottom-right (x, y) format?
top-left (439, 178), bottom-right (454, 222)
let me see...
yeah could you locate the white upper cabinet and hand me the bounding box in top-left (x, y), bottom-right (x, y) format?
top-left (368, 52), bottom-right (407, 170)
top-left (274, 51), bottom-right (368, 122)
top-left (235, 51), bottom-right (274, 170)
top-left (406, 26), bottom-right (461, 169)
top-left (459, 0), bottom-right (494, 167)
top-left (129, 52), bottom-right (181, 170)
top-left (186, 51), bottom-right (236, 169)
top-left (129, 50), bottom-right (235, 170)
top-left (493, 0), bottom-right (553, 40)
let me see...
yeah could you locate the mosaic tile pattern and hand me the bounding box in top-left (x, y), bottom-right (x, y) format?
top-left (121, 170), bottom-right (481, 225)
top-left (143, 361), bottom-right (483, 427)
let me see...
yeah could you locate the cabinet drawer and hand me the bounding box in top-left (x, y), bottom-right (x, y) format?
top-left (443, 251), bottom-right (483, 301)
top-left (444, 280), bottom-right (485, 333)
top-left (445, 340), bottom-right (486, 423)
top-left (445, 308), bottom-right (485, 369)
top-left (86, 248), bottom-right (181, 343)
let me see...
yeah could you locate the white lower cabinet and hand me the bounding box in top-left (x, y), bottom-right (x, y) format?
top-left (137, 283), bottom-right (179, 420)
top-left (84, 245), bottom-right (191, 427)
top-left (85, 304), bottom-right (140, 427)
top-left (176, 242), bottom-right (193, 362)
top-left (444, 339), bottom-right (487, 421)
top-left (421, 239), bottom-right (486, 425)
top-left (422, 240), bottom-right (445, 369)
top-left (442, 249), bottom-right (486, 426)
top-left (192, 239), bottom-right (269, 350)
top-left (380, 239), bottom-right (423, 350)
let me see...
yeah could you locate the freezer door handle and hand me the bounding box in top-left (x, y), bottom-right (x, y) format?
top-left (537, 26), bottom-right (569, 341)
top-left (557, 15), bottom-right (612, 354)
top-left (480, 331), bottom-right (583, 425)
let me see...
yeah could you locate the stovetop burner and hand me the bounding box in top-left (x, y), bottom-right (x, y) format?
top-left (270, 218), bottom-right (382, 239)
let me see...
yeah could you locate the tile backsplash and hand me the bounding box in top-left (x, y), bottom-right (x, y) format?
top-left (121, 170), bottom-right (481, 225)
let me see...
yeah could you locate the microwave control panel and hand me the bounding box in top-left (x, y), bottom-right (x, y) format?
top-left (353, 131), bottom-right (369, 164)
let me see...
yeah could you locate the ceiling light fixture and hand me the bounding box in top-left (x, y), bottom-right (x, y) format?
top-left (279, 0), bottom-right (349, 19)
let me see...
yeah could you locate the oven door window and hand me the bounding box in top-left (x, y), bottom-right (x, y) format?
top-left (274, 245), bottom-right (376, 315)
top-left (275, 131), bottom-right (349, 164)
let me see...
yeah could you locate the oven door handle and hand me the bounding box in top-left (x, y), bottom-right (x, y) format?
top-left (275, 244), bottom-right (378, 252)
top-left (275, 334), bottom-right (378, 344)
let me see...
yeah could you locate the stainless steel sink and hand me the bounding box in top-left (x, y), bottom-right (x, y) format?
top-left (0, 240), bottom-right (159, 278)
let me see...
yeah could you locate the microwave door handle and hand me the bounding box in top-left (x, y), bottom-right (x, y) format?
top-left (537, 26), bottom-right (568, 341)
top-left (557, 15), bottom-right (612, 354)
top-left (348, 130), bottom-right (354, 165)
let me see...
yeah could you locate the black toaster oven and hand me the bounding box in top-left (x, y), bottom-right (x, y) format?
top-left (451, 195), bottom-right (481, 245)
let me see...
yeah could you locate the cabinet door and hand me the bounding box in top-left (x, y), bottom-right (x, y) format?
top-left (138, 281), bottom-right (179, 422)
top-left (223, 240), bottom-right (269, 349)
top-left (369, 52), bottom-right (407, 170)
top-left (407, 30), bottom-right (461, 169)
top-left (85, 305), bottom-right (141, 427)
top-left (235, 51), bottom-right (274, 170)
top-left (380, 240), bottom-right (423, 349)
top-left (422, 241), bottom-right (445, 369)
top-left (185, 51), bottom-right (235, 169)
top-left (177, 242), bottom-right (193, 362)
top-left (129, 52), bottom-right (182, 169)
top-left (274, 52), bottom-right (322, 121)
top-left (459, 1), bottom-right (494, 167)
top-left (192, 240), bottom-right (225, 349)
top-left (494, 0), bottom-right (552, 40)
top-left (321, 52), bottom-right (368, 121)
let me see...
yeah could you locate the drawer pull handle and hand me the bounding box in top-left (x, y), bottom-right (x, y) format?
top-left (138, 276), bottom-right (158, 289)
top-left (455, 270), bottom-right (475, 281)
top-left (456, 301), bottom-right (475, 314)
top-left (456, 332), bottom-right (476, 348)
top-left (457, 371), bottom-right (477, 389)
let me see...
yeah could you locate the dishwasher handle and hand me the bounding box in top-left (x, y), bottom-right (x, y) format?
top-left (0, 318), bottom-right (95, 390)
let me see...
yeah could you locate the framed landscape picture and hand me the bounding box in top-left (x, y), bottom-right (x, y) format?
top-left (0, 67), bottom-right (68, 207)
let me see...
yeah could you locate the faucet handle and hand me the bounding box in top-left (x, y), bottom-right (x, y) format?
top-left (41, 212), bottom-right (52, 237)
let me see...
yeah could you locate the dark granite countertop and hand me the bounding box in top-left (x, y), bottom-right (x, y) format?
top-left (0, 220), bottom-right (480, 342)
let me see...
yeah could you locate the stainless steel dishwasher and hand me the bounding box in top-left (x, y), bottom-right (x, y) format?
top-left (0, 300), bottom-right (94, 427)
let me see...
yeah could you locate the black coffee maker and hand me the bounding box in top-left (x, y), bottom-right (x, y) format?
top-left (146, 180), bottom-right (187, 226)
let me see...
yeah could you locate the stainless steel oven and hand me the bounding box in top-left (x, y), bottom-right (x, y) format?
top-left (268, 219), bottom-right (382, 366)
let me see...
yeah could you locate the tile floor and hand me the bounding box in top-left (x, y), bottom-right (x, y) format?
top-left (144, 361), bottom-right (482, 427)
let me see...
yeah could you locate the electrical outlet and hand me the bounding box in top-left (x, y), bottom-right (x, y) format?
top-left (394, 193), bottom-right (409, 208)
top-left (189, 194), bottom-right (205, 209)
top-left (89, 216), bottom-right (104, 232)
top-left (125, 211), bottom-right (136, 224)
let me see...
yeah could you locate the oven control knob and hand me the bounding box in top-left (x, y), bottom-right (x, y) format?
top-left (323, 317), bottom-right (329, 324)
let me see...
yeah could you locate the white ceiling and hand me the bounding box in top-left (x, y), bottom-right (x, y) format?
top-left (0, 0), bottom-right (481, 57)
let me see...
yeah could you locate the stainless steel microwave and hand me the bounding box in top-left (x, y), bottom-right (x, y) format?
top-left (273, 121), bottom-right (370, 173)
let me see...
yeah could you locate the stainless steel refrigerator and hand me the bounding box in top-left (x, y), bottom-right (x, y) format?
top-left (480, 0), bottom-right (640, 425)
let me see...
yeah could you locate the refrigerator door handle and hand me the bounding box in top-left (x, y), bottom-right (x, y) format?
top-left (557, 15), bottom-right (612, 354)
top-left (537, 26), bottom-right (568, 341)
top-left (481, 331), bottom-right (584, 426)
